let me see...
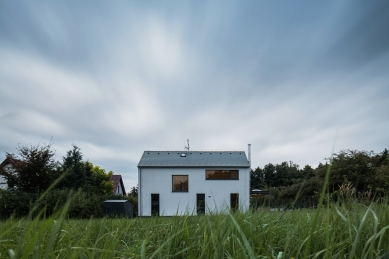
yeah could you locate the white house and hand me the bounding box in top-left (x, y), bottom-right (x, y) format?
top-left (0, 156), bottom-right (16, 189)
top-left (137, 145), bottom-right (251, 216)
top-left (0, 174), bottom-right (7, 189)
top-left (110, 175), bottom-right (126, 195)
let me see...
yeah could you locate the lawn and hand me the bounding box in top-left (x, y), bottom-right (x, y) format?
top-left (1, 203), bottom-right (389, 258)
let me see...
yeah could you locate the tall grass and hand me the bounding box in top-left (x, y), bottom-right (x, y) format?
top-left (1, 203), bottom-right (389, 258)
top-left (1, 164), bottom-right (389, 258)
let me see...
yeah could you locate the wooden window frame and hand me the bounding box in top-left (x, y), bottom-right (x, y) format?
top-left (172, 175), bottom-right (189, 192)
top-left (205, 170), bottom-right (239, 180)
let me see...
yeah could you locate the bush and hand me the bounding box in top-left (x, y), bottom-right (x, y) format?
top-left (0, 189), bottom-right (132, 219)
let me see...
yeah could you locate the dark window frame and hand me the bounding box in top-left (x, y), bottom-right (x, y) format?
top-left (172, 175), bottom-right (189, 192)
top-left (205, 170), bottom-right (239, 180)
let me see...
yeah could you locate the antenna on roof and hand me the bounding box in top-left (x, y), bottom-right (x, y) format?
top-left (184, 139), bottom-right (190, 155)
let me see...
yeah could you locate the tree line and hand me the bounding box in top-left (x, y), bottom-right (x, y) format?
top-left (250, 148), bottom-right (389, 208)
top-left (2, 142), bottom-right (387, 217)
top-left (0, 143), bottom-right (136, 218)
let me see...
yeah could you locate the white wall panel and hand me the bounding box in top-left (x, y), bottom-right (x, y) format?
top-left (138, 167), bottom-right (249, 216)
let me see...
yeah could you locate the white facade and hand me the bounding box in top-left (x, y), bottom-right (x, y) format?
top-left (0, 174), bottom-right (7, 189)
top-left (138, 167), bottom-right (250, 216)
top-left (0, 163), bottom-right (12, 189)
top-left (116, 182), bottom-right (124, 195)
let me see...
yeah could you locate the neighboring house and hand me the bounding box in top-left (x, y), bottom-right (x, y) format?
top-left (110, 175), bottom-right (126, 195)
top-left (0, 156), bottom-right (17, 189)
top-left (137, 145), bottom-right (251, 216)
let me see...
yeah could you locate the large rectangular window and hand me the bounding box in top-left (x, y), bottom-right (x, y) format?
top-left (172, 175), bottom-right (188, 192)
top-left (206, 170), bottom-right (239, 180)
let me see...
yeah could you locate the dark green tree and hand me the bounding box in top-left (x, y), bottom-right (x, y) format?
top-left (128, 185), bottom-right (138, 197)
top-left (250, 167), bottom-right (265, 189)
top-left (0, 143), bottom-right (60, 192)
top-left (300, 165), bottom-right (315, 180)
top-left (61, 145), bottom-right (86, 190)
top-left (275, 162), bottom-right (293, 186)
top-left (263, 163), bottom-right (276, 187)
top-left (328, 149), bottom-right (375, 192)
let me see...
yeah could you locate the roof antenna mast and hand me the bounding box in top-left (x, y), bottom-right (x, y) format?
top-left (184, 139), bottom-right (190, 155)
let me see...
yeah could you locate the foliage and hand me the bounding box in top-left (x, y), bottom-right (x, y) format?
top-left (1, 203), bottom-right (389, 258)
top-left (84, 161), bottom-right (114, 195)
top-left (327, 149), bottom-right (376, 192)
top-left (0, 143), bottom-right (122, 218)
top-left (60, 145), bottom-right (86, 190)
top-left (0, 189), bottom-right (128, 219)
top-left (250, 148), bottom-right (389, 208)
top-left (0, 143), bottom-right (60, 192)
top-left (250, 167), bottom-right (264, 189)
top-left (60, 146), bottom-right (114, 195)
top-left (128, 185), bottom-right (138, 197)
top-left (126, 185), bottom-right (139, 217)
top-left (127, 196), bottom-right (138, 217)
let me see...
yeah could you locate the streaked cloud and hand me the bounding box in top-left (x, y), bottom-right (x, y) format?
top-left (0, 0), bottom-right (388, 190)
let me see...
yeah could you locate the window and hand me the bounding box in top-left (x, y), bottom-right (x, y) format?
top-left (172, 175), bottom-right (188, 192)
top-left (206, 170), bottom-right (239, 180)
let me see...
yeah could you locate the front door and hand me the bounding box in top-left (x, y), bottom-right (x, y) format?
top-left (230, 193), bottom-right (239, 212)
top-left (197, 193), bottom-right (205, 215)
top-left (151, 194), bottom-right (159, 216)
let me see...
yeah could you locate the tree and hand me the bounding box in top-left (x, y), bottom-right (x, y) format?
top-left (128, 185), bottom-right (138, 197)
top-left (250, 167), bottom-right (265, 189)
top-left (328, 149), bottom-right (375, 192)
top-left (300, 165), bottom-right (315, 180)
top-left (263, 163), bottom-right (276, 187)
top-left (0, 143), bottom-right (60, 192)
top-left (84, 161), bottom-right (114, 195)
top-left (275, 162), bottom-right (292, 187)
top-left (61, 145), bottom-right (86, 190)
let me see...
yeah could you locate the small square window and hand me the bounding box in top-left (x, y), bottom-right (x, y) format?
top-left (172, 175), bottom-right (188, 192)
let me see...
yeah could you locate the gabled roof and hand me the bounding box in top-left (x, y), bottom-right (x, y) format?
top-left (138, 151), bottom-right (250, 168)
top-left (110, 175), bottom-right (126, 195)
top-left (1, 156), bottom-right (20, 169)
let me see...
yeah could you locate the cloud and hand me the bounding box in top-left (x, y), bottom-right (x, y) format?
top-left (0, 1), bottom-right (388, 192)
top-left (0, 48), bottom-right (102, 112)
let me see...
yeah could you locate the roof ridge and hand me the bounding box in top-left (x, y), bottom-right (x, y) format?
top-left (144, 151), bottom-right (246, 152)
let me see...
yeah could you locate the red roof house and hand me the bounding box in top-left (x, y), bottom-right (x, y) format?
top-left (110, 175), bottom-right (126, 195)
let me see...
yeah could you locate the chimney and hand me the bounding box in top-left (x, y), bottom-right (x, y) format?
top-left (248, 144), bottom-right (251, 167)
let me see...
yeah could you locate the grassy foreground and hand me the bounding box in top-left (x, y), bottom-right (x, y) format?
top-left (1, 203), bottom-right (389, 259)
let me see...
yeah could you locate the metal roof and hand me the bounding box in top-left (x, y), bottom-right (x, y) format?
top-left (138, 151), bottom-right (250, 168)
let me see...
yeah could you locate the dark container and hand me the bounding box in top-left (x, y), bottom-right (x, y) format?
top-left (103, 200), bottom-right (133, 218)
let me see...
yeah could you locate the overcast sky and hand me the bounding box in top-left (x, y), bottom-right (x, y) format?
top-left (1, 1), bottom-right (388, 191)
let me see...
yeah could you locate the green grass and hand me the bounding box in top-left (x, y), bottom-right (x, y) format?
top-left (1, 203), bottom-right (389, 258)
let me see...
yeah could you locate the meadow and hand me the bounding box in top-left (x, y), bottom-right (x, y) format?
top-left (1, 202), bottom-right (389, 259)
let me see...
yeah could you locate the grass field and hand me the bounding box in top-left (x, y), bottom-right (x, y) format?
top-left (1, 202), bottom-right (389, 259)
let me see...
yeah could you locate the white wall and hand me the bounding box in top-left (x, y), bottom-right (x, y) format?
top-left (138, 167), bottom-right (250, 216)
top-left (0, 174), bottom-right (7, 189)
top-left (116, 182), bottom-right (123, 195)
top-left (0, 164), bottom-right (12, 189)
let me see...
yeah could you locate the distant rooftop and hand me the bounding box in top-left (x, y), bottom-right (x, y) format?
top-left (138, 151), bottom-right (250, 168)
